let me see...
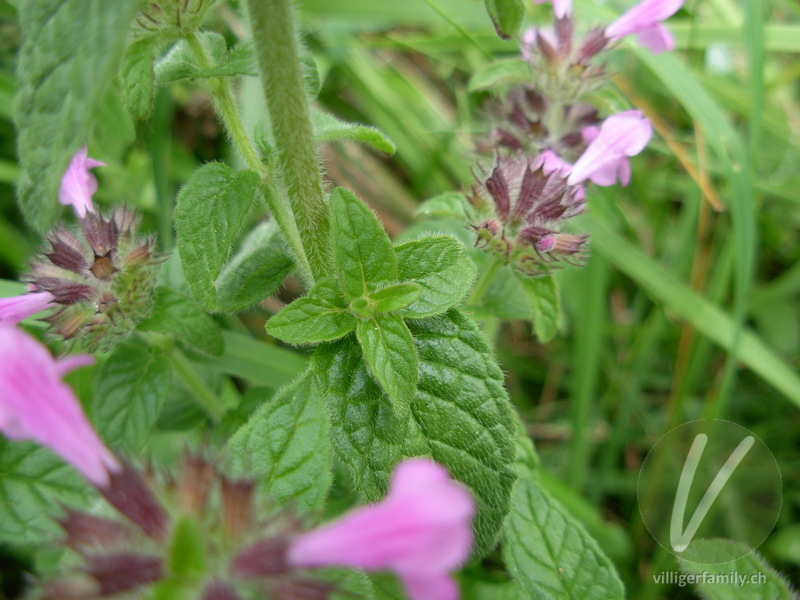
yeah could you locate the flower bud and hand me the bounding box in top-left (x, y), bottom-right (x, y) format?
top-left (133, 0), bottom-right (219, 40)
top-left (27, 208), bottom-right (162, 351)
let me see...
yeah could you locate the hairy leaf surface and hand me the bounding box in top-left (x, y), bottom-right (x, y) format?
top-left (175, 163), bottom-right (259, 311)
top-left (396, 235), bottom-right (477, 319)
top-left (267, 279), bottom-right (355, 345)
top-left (314, 310), bottom-right (517, 558)
top-left (16, 0), bottom-right (141, 231)
top-left (93, 339), bottom-right (172, 451)
top-left (228, 372), bottom-right (333, 512)
top-left (216, 222), bottom-right (294, 312)
top-left (503, 476), bottom-right (625, 600)
top-left (330, 188), bottom-right (397, 299)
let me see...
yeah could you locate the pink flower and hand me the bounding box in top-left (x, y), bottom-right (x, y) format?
top-left (59, 148), bottom-right (105, 218)
top-left (0, 325), bottom-right (119, 486)
top-left (605, 0), bottom-right (684, 54)
top-left (0, 291), bottom-right (56, 325)
top-left (288, 459), bottom-right (475, 600)
top-left (531, 0), bottom-right (572, 18)
top-left (535, 149), bottom-right (573, 176)
top-left (567, 110), bottom-right (652, 186)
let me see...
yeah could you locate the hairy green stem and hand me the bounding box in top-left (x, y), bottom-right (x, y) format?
top-left (185, 31), bottom-right (314, 284)
top-left (246, 0), bottom-right (335, 282)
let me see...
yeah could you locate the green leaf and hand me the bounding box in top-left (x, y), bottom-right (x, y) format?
top-left (311, 110), bottom-right (396, 155)
top-left (215, 221), bottom-right (294, 312)
top-left (396, 235), bottom-right (477, 319)
top-left (15, 0), bottom-right (142, 232)
top-left (175, 163), bottom-right (260, 311)
top-left (356, 314), bottom-right (418, 416)
top-left (677, 540), bottom-right (798, 600)
top-left (267, 278), bottom-right (356, 345)
top-left (154, 32), bottom-right (226, 83)
top-left (228, 372), bottom-right (333, 512)
top-left (0, 439), bottom-right (92, 545)
top-left (483, 0), bottom-right (525, 40)
top-left (330, 187), bottom-right (397, 299)
top-left (519, 275), bottom-right (560, 343)
top-left (503, 476), bottom-right (625, 600)
top-left (415, 192), bottom-right (467, 220)
top-left (93, 339), bottom-right (172, 451)
top-left (214, 331), bottom-right (307, 389)
top-left (468, 58), bottom-right (531, 92)
top-left (120, 37), bottom-right (158, 119)
top-left (369, 282), bottom-right (422, 314)
top-left (138, 287), bottom-right (225, 357)
top-left (314, 310), bottom-right (517, 558)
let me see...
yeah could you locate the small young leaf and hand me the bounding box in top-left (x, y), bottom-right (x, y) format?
top-left (314, 310), bottom-right (517, 558)
top-left (330, 188), bottom-right (397, 299)
top-left (414, 192), bottom-right (467, 220)
top-left (396, 235), bottom-right (477, 319)
top-left (175, 163), bottom-right (260, 311)
top-left (215, 221), bottom-right (294, 312)
top-left (93, 339), bottom-right (172, 451)
top-left (356, 314), bottom-right (418, 416)
top-left (311, 110), bottom-right (396, 155)
top-left (369, 282), bottom-right (422, 314)
top-left (468, 58), bottom-right (532, 92)
top-left (678, 540), bottom-right (798, 600)
top-left (138, 287), bottom-right (225, 357)
top-left (120, 37), bottom-right (158, 119)
top-left (15, 0), bottom-right (142, 232)
top-left (503, 475), bottom-right (625, 600)
top-left (267, 279), bottom-right (356, 345)
top-left (483, 0), bottom-right (526, 40)
top-left (519, 275), bottom-right (560, 343)
top-left (228, 372), bottom-right (333, 512)
top-left (0, 440), bottom-right (92, 545)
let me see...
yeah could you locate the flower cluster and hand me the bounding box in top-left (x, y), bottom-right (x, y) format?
top-left (1, 149), bottom-right (162, 351)
top-left (0, 327), bottom-right (474, 600)
top-left (132, 0), bottom-right (219, 40)
top-left (469, 0), bottom-right (680, 276)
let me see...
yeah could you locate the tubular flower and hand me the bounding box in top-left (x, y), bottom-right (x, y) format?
top-left (531, 0), bottom-right (572, 18)
top-left (567, 110), bottom-right (652, 187)
top-left (0, 325), bottom-right (118, 487)
top-left (289, 459), bottom-right (475, 600)
top-left (59, 148), bottom-right (105, 218)
top-left (0, 290), bottom-right (56, 325)
top-left (605, 0), bottom-right (684, 54)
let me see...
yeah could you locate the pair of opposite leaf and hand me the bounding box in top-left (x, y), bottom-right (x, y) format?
top-left (267, 188), bottom-right (477, 415)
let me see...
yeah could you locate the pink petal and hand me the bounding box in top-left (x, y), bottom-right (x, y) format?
top-left (535, 150), bottom-right (573, 176)
top-left (636, 23), bottom-right (674, 53)
top-left (568, 110), bottom-right (652, 186)
top-left (0, 291), bottom-right (55, 325)
top-left (606, 0), bottom-right (683, 40)
top-left (289, 459), bottom-right (475, 583)
top-left (581, 125), bottom-right (601, 144)
top-left (59, 148), bottom-right (105, 219)
top-left (54, 354), bottom-right (95, 378)
top-left (0, 326), bottom-right (118, 486)
top-left (401, 573), bottom-right (459, 600)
